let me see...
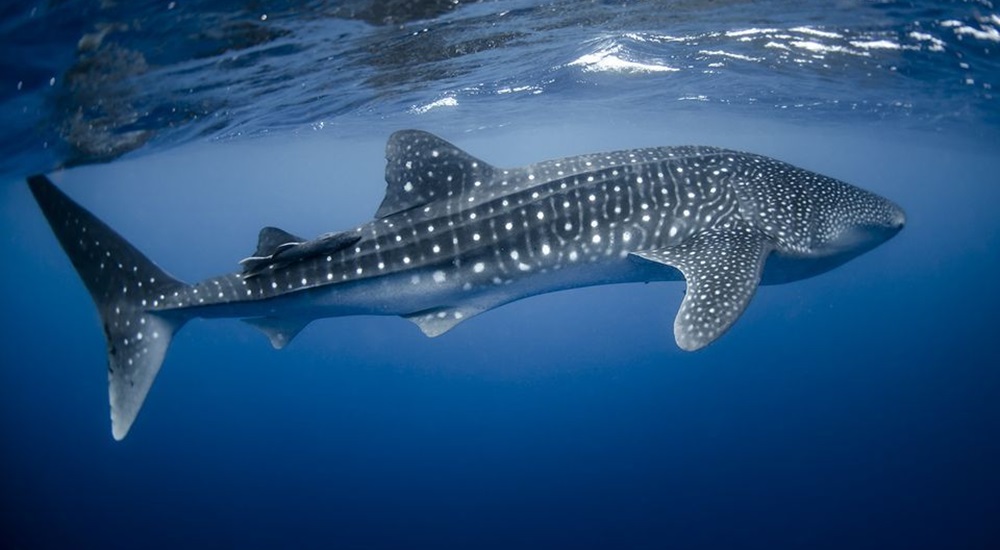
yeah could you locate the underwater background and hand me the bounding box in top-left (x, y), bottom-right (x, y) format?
top-left (2, 1), bottom-right (999, 548)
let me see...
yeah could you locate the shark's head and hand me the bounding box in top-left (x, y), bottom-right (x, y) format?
top-left (810, 185), bottom-right (906, 257)
top-left (731, 153), bottom-right (906, 283)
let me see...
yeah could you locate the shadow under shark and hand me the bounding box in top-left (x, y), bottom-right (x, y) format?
top-left (28, 130), bottom-right (905, 439)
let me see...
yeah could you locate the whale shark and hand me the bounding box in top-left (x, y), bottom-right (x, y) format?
top-left (28, 130), bottom-right (905, 439)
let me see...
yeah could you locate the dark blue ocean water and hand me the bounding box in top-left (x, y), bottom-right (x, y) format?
top-left (2, 1), bottom-right (999, 548)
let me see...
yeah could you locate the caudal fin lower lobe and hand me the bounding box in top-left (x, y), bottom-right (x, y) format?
top-left (28, 175), bottom-right (190, 440)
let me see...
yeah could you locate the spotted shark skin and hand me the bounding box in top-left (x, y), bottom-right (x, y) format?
top-left (27, 130), bottom-right (905, 439)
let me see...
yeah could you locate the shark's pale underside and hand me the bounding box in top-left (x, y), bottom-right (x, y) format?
top-left (28, 130), bottom-right (905, 439)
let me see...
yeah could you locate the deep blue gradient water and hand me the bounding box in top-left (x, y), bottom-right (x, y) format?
top-left (2, 1), bottom-right (999, 548)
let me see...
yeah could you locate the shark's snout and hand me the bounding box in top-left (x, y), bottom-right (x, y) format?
top-left (890, 204), bottom-right (907, 230)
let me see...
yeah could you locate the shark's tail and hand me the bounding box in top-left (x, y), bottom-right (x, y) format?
top-left (28, 175), bottom-right (192, 440)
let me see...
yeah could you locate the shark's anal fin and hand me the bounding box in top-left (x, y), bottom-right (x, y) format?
top-left (404, 306), bottom-right (483, 337)
top-left (377, 130), bottom-right (497, 218)
top-left (242, 317), bottom-right (312, 349)
top-left (632, 228), bottom-right (772, 351)
top-left (240, 228), bottom-right (361, 278)
top-left (27, 175), bottom-right (191, 440)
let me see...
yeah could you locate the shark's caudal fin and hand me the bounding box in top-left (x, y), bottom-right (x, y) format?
top-left (28, 175), bottom-right (191, 440)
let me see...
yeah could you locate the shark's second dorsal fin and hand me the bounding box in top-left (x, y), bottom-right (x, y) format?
top-left (240, 227), bottom-right (361, 278)
top-left (254, 226), bottom-right (304, 258)
top-left (376, 130), bottom-right (497, 218)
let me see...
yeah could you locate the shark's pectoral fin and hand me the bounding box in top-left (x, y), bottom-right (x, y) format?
top-left (243, 316), bottom-right (312, 349)
top-left (632, 228), bottom-right (772, 351)
top-left (404, 306), bottom-right (483, 337)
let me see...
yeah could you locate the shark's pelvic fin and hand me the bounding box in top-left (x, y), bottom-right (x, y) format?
top-left (28, 175), bottom-right (192, 440)
top-left (404, 305), bottom-right (485, 337)
top-left (632, 227), bottom-right (772, 351)
top-left (376, 130), bottom-right (498, 218)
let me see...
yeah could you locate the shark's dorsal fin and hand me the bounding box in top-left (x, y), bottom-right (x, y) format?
top-left (243, 316), bottom-right (311, 349)
top-left (632, 228), bottom-right (772, 351)
top-left (241, 229), bottom-right (361, 278)
top-left (241, 227), bottom-right (301, 276)
top-left (253, 226), bottom-right (304, 258)
top-left (376, 130), bottom-right (497, 218)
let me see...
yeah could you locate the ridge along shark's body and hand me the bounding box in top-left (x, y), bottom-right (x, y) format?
top-left (28, 130), bottom-right (905, 440)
